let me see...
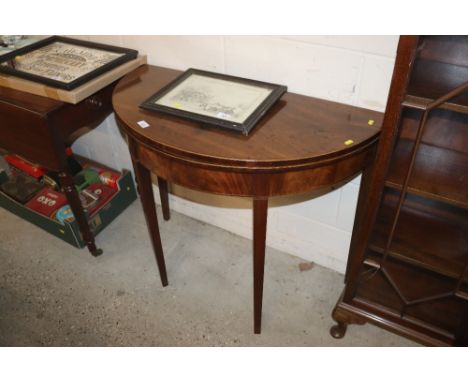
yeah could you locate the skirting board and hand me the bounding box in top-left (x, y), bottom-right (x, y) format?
top-left (0, 55), bottom-right (147, 104)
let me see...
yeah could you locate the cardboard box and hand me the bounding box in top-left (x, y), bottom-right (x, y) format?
top-left (0, 168), bottom-right (137, 249)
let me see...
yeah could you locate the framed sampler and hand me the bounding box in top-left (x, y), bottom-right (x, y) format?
top-left (140, 68), bottom-right (287, 135)
top-left (0, 36), bottom-right (138, 90)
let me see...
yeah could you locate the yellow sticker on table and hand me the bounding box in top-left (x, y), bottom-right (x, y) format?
top-left (173, 102), bottom-right (182, 109)
top-left (368, 119), bottom-right (375, 126)
top-left (344, 139), bottom-right (354, 146)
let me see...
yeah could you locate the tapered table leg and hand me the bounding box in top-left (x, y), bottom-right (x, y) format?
top-left (157, 177), bottom-right (171, 221)
top-left (132, 159), bottom-right (168, 287)
top-left (253, 197), bottom-right (268, 334)
top-left (59, 172), bottom-right (102, 256)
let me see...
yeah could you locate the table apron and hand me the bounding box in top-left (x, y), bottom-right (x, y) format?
top-left (134, 139), bottom-right (375, 198)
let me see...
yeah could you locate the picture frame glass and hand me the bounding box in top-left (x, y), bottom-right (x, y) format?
top-left (5, 41), bottom-right (125, 84)
top-left (154, 73), bottom-right (274, 124)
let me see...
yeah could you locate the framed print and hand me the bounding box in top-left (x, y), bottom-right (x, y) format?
top-left (140, 68), bottom-right (287, 135)
top-left (0, 36), bottom-right (138, 90)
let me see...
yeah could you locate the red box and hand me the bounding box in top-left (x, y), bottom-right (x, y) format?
top-left (85, 183), bottom-right (117, 216)
top-left (25, 188), bottom-right (68, 217)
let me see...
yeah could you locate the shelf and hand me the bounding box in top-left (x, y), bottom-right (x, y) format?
top-left (398, 107), bottom-right (467, 155)
top-left (355, 264), bottom-right (466, 333)
top-left (364, 251), bottom-right (468, 292)
top-left (418, 36), bottom-right (468, 68)
top-left (336, 36), bottom-right (468, 346)
top-left (364, 251), bottom-right (459, 300)
top-left (385, 139), bottom-right (468, 209)
top-left (402, 95), bottom-right (468, 115)
top-left (368, 189), bottom-right (468, 280)
top-left (407, 59), bottom-right (468, 109)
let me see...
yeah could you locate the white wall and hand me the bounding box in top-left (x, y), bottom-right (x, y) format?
top-left (71, 36), bottom-right (398, 273)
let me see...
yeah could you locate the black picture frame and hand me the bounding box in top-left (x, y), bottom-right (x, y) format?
top-left (0, 36), bottom-right (138, 90)
top-left (140, 68), bottom-right (287, 135)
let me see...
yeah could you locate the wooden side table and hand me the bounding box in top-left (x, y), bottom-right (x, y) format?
top-left (0, 83), bottom-right (116, 255)
top-left (113, 65), bottom-right (383, 333)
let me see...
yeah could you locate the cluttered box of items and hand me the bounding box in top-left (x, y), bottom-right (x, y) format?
top-left (0, 149), bottom-right (137, 248)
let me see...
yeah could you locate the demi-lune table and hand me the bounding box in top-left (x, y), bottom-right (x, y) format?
top-left (113, 65), bottom-right (382, 333)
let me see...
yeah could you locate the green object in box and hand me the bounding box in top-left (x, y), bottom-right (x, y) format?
top-left (74, 169), bottom-right (101, 192)
top-left (0, 169), bottom-right (137, 249)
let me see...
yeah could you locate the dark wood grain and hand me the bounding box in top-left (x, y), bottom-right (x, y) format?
top-left (418, 35), bottom-right (468, 68)
top-left (0, 83), bottom-right (115, 171)
top-left (58, 171), bottom-right (100, 255)
top-left (157, 177), bottom-right (170, 221)
top-left (333, 35), bottom-right (468, 346)
top-left (385, 140), bottom-right (468, 208)
top-left (113, 65), bottom-right (381, 170)
top-left (342, 35), bottom-right (420, 304)
top-left (399, 107), bottom-right (468, 154)
top-left (0, 85), bottom-right (64, 115)
top-left (253, 198), bottom-right (268, 334)
top-left (0, 83), bottom-right (121, 255)
top-left (129, 138), bottom-right (168, 286)
top-left (113, 65), bottom-right (382, 333)
top-left (409, 59), bottom-right (468, 107)
top-left (369, 190), bottom-right (468, 279)
top-left (134, 140), bottom-right (376, 198)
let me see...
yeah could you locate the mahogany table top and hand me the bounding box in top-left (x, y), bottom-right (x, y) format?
top-left (113, 65), bottom-right (382, 171)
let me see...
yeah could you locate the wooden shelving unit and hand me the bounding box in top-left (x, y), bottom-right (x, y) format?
top-left (385, 140), bottom-right (468, 209)
top-left (369, 190), bottom-right (468, 280)
top-left (330, 36), bottom-right (468, 346)
top-left (402, 95), bottom-right (468, 114)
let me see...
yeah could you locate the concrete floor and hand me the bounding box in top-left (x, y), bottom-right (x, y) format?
top-left (0, 200), bottom-right (416, 346)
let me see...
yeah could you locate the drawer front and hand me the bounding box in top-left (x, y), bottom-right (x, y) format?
top-left (0, 102), bottom-right (62, 170)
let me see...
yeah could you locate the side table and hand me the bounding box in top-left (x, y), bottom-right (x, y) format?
top-left (0, 83), bottom-right (115, 255)
top-left (113, 65), bottom-right (383, 333)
